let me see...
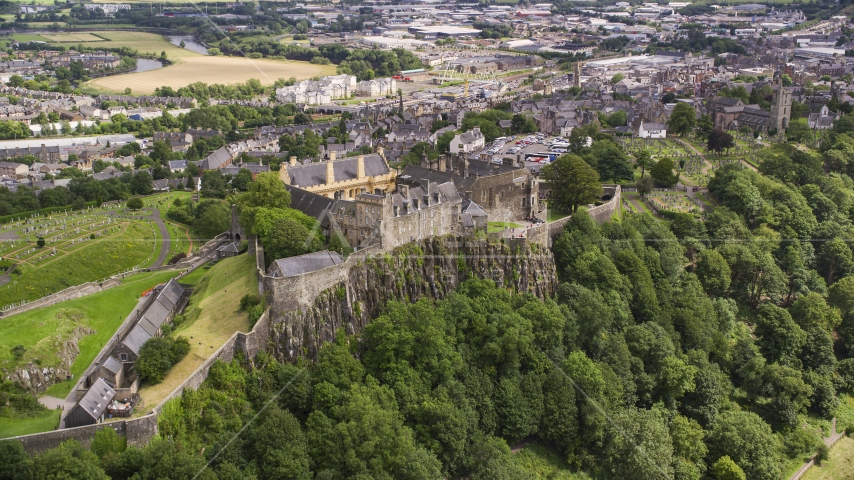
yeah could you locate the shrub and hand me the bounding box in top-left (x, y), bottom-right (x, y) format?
top-left (36, 237), bottom-right (45, 248)
top-left (127, 197), bottom-right (144, 210)
top-left (135, 335), bottom-right (191, 384)
top-left (11, 345), bottom-right (24, 360)
top-left (815, 444), bottom-right (830, 465)
top-left (239, 294), bottom-right (260, 311)
top-left (89, 233), bottom-right (95, 240)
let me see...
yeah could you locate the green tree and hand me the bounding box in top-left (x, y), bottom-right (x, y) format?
top-left (602, 408), bottom-right (674, 480)
top-left (194, 201), bottom-right (230, 239)
top-left (541, 154), bottom-right (603, 213)
top-left (36, 236), bottom-right (45, 248)
top-left (695, 249), bottom-right (731, 296)
top-left (668, 102), bottom-right (697, 136)
top-left (635, 149), bottom-right (654, 177)
top-left (585, 139), bottom-right (633, 183)
top-left (706, 411), bottom-right (782, 480)
top-left (710, 456), bottom-right (746, 480)
top-left (127, 197), bottom-right (144, 210)
top-left (650, 158), bottom-right (678, 187)
top-left (264, 217), bottom-right (321, 261)
top-left (0, 440), bottom-right (29, 480)
top-left (237, 171), bottom-right (292, 232)
top-left (753, 303), bottom-right (806, 366)
top-left (252, 407), bottom-right (312, 480)
top-left (29, 439), bottom-right (109, 480)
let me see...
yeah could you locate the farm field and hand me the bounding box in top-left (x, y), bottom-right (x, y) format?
top-left (61, 30), bottom-right (335, 93)
top-left (135, 253), bottom-right (258, 414)
top-left (0, 270), bottom-right (185, 399)
top-left (0, 206), bottom-right (165, 308)
top-left (89, 55), bottom-right (336, 94)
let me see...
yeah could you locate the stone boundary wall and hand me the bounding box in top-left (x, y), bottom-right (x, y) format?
top-left (9, 412), bottom-right (157, 455)
top-left (789, 430), bottom-right (845, 480)
top-left (259, 243), bottom-right (382, 313)
top-left (9, 253), bottom-right (263, 456)
top-left (154, 308), bottom-right (272, 413)
top-left (0, 233), bottom-right (228, 319)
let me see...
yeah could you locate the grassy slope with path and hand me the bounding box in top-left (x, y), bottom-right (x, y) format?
top-left (0, 270), bottom-right (186, 438)
top-left (61, 31), bottom-right (335, 94)
top-left (800, 436), bottom-right (854, 480)
top-left (135, 253), bottom-right (258, 414)
top-left (0, 270), bottom-right (186, 395)
top-left (0, 220), bottom-right (158, 307)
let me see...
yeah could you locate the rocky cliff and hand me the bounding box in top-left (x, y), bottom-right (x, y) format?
top-left (267, 236), bottom-right (557, 361)
top-left (3, 326), bottom-right (94, 393)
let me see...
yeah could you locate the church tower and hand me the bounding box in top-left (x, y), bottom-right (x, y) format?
top-left (769, 72), bottom-right (792, 131)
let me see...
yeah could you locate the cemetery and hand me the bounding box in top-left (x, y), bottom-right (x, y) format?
top-left (0, 204), bottom-right (168, 308)
top-left (645, 192), bottom-right (704, 216)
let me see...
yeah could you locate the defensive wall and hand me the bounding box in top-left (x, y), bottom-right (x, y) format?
top-left (4, 187), bottom-right (622, 455)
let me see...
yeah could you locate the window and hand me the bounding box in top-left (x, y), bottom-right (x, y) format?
top-left (120, 353), bottom-right (127, 361)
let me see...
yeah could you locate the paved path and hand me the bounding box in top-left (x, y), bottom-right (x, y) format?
top-left (788, 418), bottom-right (845, 480)
top-left (685, 187), bottom-right (714, 213)
top-left (38, 395), bottom-right (76, 428)
top-left (144, 208), bottom-right (170, 268)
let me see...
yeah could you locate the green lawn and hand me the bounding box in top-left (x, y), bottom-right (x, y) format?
top-left (0, 410), bottom-right (60, 439)
top-left (801, 436), bottom-right (854, 480)
top-left (0, 270), bottom-right (185, 399)
top-left (488, 221), bottom-right (522, 233)
top-left (546, 208), bottom-right (569, 223)
top-left (135, 253), bottom-right (257, 414)
top-left (0, 221), bottom-right (159, 307)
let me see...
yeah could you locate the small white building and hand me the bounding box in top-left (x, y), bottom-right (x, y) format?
top-left (450, 127), bottom-right (485, 154)
top-left (638, 121), bottom-right (666, 139)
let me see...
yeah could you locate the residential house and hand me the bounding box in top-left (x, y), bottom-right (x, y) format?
top-left (449, 127), bottom-right (485, 154)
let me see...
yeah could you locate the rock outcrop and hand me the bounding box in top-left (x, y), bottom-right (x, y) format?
top-left (3, 326), bottom-right (94, 393)
top-left (268, 236), bottom-right (557, 361)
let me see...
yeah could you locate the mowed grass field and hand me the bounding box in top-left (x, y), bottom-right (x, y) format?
top-left (135, 253), bottom-right (258, 414)
top-left (64, 31), bottom-right (335, 93)
top-left (0, 270), bottom-right (184, 398)
top-left (41, 32), bottom-right (108, 43)
top-left (91, 55), bottom-right (335, 94)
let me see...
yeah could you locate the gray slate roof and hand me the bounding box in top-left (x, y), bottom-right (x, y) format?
top-left (270, 250), bottom-right (344, 277)
top-left (75, 378), bottom-right (116, 421)
top-left (286, 154), bottom-right (389, 188)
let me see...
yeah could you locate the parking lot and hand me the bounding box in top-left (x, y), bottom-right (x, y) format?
top-left (481, 133), bottom-right (569, 172)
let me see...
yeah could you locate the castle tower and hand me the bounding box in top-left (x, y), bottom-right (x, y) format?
top-left (769, 72), bottom-right (792, 131)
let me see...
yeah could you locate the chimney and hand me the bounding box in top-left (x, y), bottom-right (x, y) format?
top-left (464, 157), bottom-right (469, 178)
top-left (329, 151), bottom-right (336, 161)
top-left (357, 155), bottom-right (365, 179)
top-left (289, 156), bottom-right (297, 167)
top-left (326, 159), bottom-right (335, 185)
top-left (278, 163), bottom-right (290, 185)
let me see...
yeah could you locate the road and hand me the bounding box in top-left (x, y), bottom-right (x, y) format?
top-left (144, 208), bottom-right (170, 268)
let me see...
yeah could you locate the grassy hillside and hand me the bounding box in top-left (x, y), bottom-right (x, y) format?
top-left (0, 270), bottom-right (185, 398)
top-left (135, 252), bottom-right (258, 414)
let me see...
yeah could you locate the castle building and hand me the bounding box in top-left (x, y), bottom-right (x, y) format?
top-left (279, 150), bottom-right (397, 200)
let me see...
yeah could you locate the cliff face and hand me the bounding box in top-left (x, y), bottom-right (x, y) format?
top-left (268, 236), bottom-right (557, 361)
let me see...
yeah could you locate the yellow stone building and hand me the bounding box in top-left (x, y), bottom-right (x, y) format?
top-left (278, 149), bottom-right (397, 200)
